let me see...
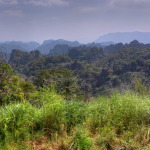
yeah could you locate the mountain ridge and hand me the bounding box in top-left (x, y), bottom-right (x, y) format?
top-left (96, 31), bottom-right (150, 44)
top-left (37, 39), bottom-right (81, 54)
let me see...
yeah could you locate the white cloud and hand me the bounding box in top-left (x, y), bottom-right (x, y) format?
top-left (80, 7), bottom-right (98, 13)
top-left (0, 0), bottom-right (69, 7)
top-left (24, 0), bottom-right (69, 7)
top-left (2, 9), bottom-right (23, 17)
top-left (110, 0), bottom-right (150, 10)
top-left (0, 0), bottom-right (18, 5)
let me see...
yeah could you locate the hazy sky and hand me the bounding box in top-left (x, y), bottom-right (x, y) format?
top-left (0, 0), bottom-right (150, 43)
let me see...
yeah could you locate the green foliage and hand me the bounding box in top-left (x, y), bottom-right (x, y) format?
top-left (132, 77), bottom-right (149, 94)
top-left (2, 76), bottom-right (25, 103)
top-left (0, 88), bottom-right (66, 143)
top-left (8, 49), bottom-right (29, 70)
top-left (68, 46), bottom-right (104, 62)
top-left (0, 61), bottom-right (13, 87)
top-left (49, 44), bottom-right (71, 56)
top-left (1, 40), bottom-right (150, 149)
top-left (38, 88), bottom-right (66, 137)
top-left (86, 92), bottom-right (150, 134)
top-left (34, 68), bottom-right (79, 98)
top-left (0, 62), bottom-right (36, 104)
top-left (45, 55), bottom-right (71, 64)
top-left (8, 42), bottom-right (150, 96)
top-left (9, 49), bottom-right (42, 67)
top-left (20, 80), bottom-right (35, 99)
top-left (0, 102), bottom-right (39, 142)
top-left (0, 89), bottom-right (149, 149)
top-left (65, 101), bottom-right (86, 132)
top-left (73, 128), bottom-right (92, 150)
top-left (0, 76), bottom-right (35, 104)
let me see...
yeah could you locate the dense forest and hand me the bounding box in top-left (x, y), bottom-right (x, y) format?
top-left (0, 40), bottom-right (150, 149)
top-left (7, 40), bottom-right (150, 96)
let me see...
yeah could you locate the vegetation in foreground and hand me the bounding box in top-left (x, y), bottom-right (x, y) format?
top-left (0, 89), bottom-right (149, 150)
top-left (0, 41), bottom-right (150, 149)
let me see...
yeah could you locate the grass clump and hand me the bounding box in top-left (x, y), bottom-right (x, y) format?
top-left (40, 88), bottom-right (66, 138)
top-left (65, 101), bottom-right (87, 132)
top-left (0, 102), bottom-right (40, 143)
top-left (73, 128), bottom-right (92, 150)
top-left (86, 91), bottom-right (150, 148)
top-left (0, 89), bottom-right (149, 149)
top-left (86, 92), bottom-right (150, 132)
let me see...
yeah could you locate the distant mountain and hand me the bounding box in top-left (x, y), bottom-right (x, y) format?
top-left (0, 41), bottom-right (40, 53)
top-left (48, 44), bottom-right (71, 56)
top-left (9, 49), bottom-right (42, 71)
top-left (37, 39), bottom-right (81, 54)
top-left (96, 31), bottom-right (150, 44)
top-left (100, 41), bottom-right (115, 46)
top-left (103, 40), bottom-right (150, 53)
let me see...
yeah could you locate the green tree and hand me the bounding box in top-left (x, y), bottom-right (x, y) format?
top-left (34, 68), bottom-right (79, 98)
top-left (0, 61), bottom-right (14, 86)
top-left (132, 77), bottom-right (148, 94)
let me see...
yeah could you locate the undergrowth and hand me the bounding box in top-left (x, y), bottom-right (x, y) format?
top-left (0, 89), bottom-right (149, 149)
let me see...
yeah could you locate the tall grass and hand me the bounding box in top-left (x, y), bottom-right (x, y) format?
top-left (0, 102), bottom-right (40, 143)
top-left (86, 91), bottom-right (150, 148)
top-left (65, 101), bottom-right (87, 132)
top-left (0, 89), bottom-right (149, 149)
top-left (86, 92), bottom-right (150, 132)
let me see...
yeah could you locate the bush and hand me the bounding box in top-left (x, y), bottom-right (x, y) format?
top-left (86, 92), bottom-right (150, 134)
top-left (33, 88), bottom-right (66, 137)
top-left (65, 101), bottom-right (86, 132)
top-left (73, 128), bottom-right (92, 150)
top-left (0, 102), bottom-right (40, 142)
top-left (0, 89), bottom-right (149, 149)
top-left (0, 76), bottom-right (35, 104)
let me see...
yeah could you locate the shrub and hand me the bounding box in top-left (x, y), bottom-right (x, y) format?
top-left (0, 102), bottom-right (40, 142)
top-left (73, 128), bottom-right (92, 150)
top-left (65, 101), bottom-right (86, 132)
top-left (86, 92), bottom-right (150, 134)
top-left (36, 88), bottom-right (66, 137)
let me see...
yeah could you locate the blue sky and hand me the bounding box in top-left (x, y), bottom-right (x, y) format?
top-left (0, 0), bottom-right (150, 43)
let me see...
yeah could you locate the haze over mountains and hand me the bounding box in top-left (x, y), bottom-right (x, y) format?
top-left (0, 41), bottom-right (40, 53)
top-left (1, 32), bottom-right (150, 54)
top-left (37, 39), bottom-right (80, 54)
top-left (96, 31), bottom-right (150, 44)
top-left (0, 39), bottom-right (81, 54)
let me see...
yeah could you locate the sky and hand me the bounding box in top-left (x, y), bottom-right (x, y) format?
top-left (0, 0), bottom-right (150, 43)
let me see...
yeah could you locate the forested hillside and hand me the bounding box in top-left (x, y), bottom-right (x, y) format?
top-left (8, 40), bottom-right (150, 96)
top-left (0, 40), bottom-right (150, 149)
